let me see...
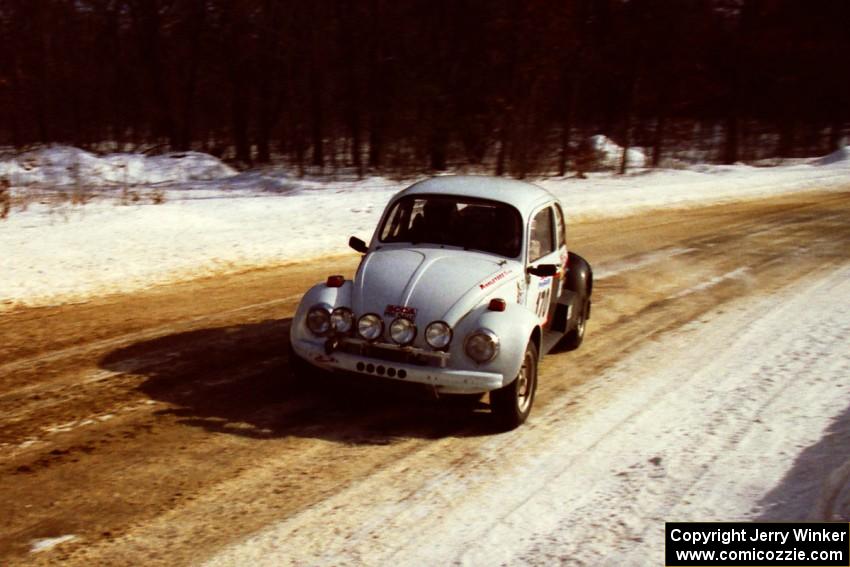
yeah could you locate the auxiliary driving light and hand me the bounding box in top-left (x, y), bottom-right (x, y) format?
top-left (389, 317), bottom-right (417, 346)
top-left (425, 321), bottom-right (452, 349)
top-left (331, 307), bottom-right (354, 334)
top-left (357, 313), bottom-right (384, 341)
top-left (306, 305), bottom-right (332, 336)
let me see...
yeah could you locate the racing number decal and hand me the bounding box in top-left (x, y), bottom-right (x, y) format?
top-left (535, 277), bottom-right (553, 322)
top-left (535, 288), bottom-right (551, 319)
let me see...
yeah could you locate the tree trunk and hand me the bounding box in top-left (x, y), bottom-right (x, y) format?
top-left (309, 74), bottom-right (324, 169)
top-left (34, 4), bottom-right (51, 143)
top-left (557, 0), bottom-right (588, 176)
top-left (652, 112), bottom-right (665, 168)
top-left (7, 29), bottom-right (22, 148)
top-left (429, 119), bottom-right (448, 171)
top-left (724, 0), bottom-right (757, 165)
top-left (221, 1), bottom-right (251, 165)
top-left (495, 120), bottom-right (509, 177)
top-left (368, 122), bottom-right (383, 169)
top-left (255, 0), bottom-right (284, 164)
top-left (619, 63), bottom-right (639, 175)
top-left (723, 117), bottom-right (739, 164)
top-left (104, 3), bottom-right (125, 149)
top-left (619, 121), bottom-right (631, 174)
top-left (177, 0), bottom-right (205, 151)
top-left (351, 109), bottom-right (363, 178)
top-left (777, 119), bottom-right (795, 158)
top-left (231, 80), bottom-right (251, 164)
top-left (132, 0), bottom-right (175, 147)
top-left (829, 121), bottom-right (845, 151)
top-left (293, 123), bottom-right (306, 177)
top-left (558, 79), bottom-right (579, 177)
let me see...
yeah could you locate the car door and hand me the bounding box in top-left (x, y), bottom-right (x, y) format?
top-left (552, 202), bottom-right (569, 300)
top-left (526, 204), bottom-right (561, 327)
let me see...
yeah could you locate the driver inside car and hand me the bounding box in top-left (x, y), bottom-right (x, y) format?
top-left (411, 199), bottom-right (458, 245)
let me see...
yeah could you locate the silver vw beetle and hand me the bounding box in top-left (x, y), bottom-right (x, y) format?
top-left (289, 175), bottom-right (592, 429)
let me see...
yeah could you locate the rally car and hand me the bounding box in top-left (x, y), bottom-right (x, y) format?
top-left (289, 175), bottom-right (592, 429)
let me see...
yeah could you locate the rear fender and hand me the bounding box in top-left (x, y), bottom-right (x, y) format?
top-left (566, 252), bottom-right (593, 301)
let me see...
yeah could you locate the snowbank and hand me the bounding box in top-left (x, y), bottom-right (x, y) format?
top-left (1, 146), bottom-right (849, 309)
top-left (815, 146), bottom-right (850, 166)
top-left (540, 148), bottom-right (850, 219)
top-left (0, 146), bottom-right (236, 186)
top-left (585, 134), bottom-right (647, 169)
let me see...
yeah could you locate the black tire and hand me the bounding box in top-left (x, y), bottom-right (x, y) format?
top-left (491, 341), bottom-right (538, 430)
top-left (560, 299), bottom-right (589, 351)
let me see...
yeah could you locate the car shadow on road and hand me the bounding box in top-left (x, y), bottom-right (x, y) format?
top-left (756, 401), bottom-right (850, 522)
top-left (99, 318), bottom-right (499, 444)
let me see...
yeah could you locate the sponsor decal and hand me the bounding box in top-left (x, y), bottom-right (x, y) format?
top-left (385, 304), bottom-right (417, 321)
top-left (535, 286), bottom-right (552, 321)
top-left (314, 354), bottom-right (338, 363)
top-left (556, 250), bottom-right (568, 278)
top-left (538, 276), bottom-right (552, 288)
top-left (479, 270), bottom-right (511, 290)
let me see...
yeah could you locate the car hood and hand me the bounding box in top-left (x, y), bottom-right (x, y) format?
top-left (352, 247), bottom-right (522, 327)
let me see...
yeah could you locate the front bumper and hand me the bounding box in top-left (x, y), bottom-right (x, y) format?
top-left (292, 337), bottom-right (504, 394)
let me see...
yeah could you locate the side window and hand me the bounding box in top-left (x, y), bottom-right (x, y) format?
top-left (529, 207), bottom-right (555, 263)
top-left (554, 204), bottom-right (566, 249)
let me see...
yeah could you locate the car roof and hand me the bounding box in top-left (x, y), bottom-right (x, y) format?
top-left (396, 175), bottom-right (557, 215)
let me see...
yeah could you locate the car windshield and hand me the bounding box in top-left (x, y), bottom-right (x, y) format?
top-left (379, 195), bottom-right (522, 258)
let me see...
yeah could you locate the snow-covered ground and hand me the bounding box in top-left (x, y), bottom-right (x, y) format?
top-left (1, 144), bottom-right (849, 309)
top-left (204, 263), bottom-right (850, 567)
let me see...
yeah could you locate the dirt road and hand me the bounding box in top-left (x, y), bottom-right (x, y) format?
top-left (2, 189), bottom-right (850, 565)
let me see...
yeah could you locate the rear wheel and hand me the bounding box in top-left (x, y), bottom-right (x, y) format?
top-left (491, 341), bottom-right (538, 430)
top-left (560, 299), bottom-right (589, 351)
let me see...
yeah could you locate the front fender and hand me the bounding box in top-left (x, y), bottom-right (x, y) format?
top-left (290, 281), bottom-right (353, 345)
top-left (450, 303), bottom-right (540, 389)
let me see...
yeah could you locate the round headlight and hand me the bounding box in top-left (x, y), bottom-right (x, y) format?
top-left (306, 305), bottom-right (331, 335)
top-left (389, 317), bottom-right (417, 346)
top-left (464, 329), bottom-right (500, 363)
top-left (425, 321), bottom-right (452, 349)
top-left (357, 313), bottom-right (384, 341)
top-left (331, 307), bottom-right (354, 334)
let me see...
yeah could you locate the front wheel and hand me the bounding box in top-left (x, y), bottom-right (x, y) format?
top-left (491, 341), bottom-right (538, 430)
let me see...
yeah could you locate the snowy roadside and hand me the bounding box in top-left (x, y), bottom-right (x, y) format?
top-left (203, 262), bottom-right (850, 567)
top-left (1, 145), bottom-right (849, 310)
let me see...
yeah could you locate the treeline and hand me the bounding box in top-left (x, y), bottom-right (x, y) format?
top-left (1, 0), bottom-right (848, 177)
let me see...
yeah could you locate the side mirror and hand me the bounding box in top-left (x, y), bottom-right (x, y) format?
top-left (349, 236), bottom-right (368, 254)
top-left (527, 264), bottom-right (558, 278)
